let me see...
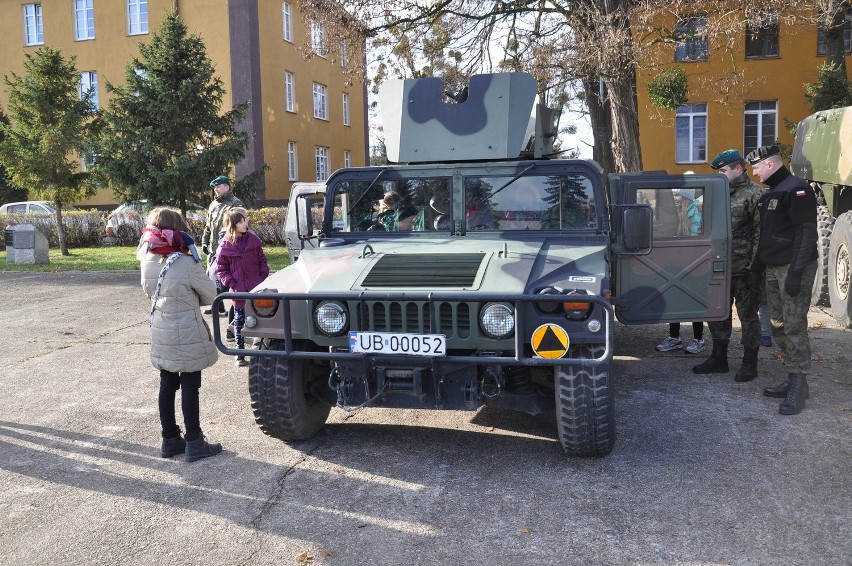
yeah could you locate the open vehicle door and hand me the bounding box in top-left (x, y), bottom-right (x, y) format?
top-left (608, 173), bottom-right (731, 324)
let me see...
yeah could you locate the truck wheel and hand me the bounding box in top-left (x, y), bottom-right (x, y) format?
top-left (248, 339), bottom-right (332, 441)
top-left (554, 344), bottom-right (615, 457)
top-left (811, 205), bottom-right (834, 307)
top-left (828, 212), bottom-right (852, 328)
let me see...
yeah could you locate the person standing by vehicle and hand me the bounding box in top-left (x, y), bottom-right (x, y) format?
top-left (216, 207), bottom-right (270, 367)
top-left (746, 145), bottom-right (818, 415)
top-left (693, 150), bottom-right (763, 381)
top-left (656, 188), bottom-right (705, 354)
top-left (201, 175), bottom-right (244, 315)
top-left (138, 207), bottom-right (223, 462)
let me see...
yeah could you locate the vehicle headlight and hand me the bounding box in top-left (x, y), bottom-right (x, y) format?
top-left (252, 294), bottom-right (278, 317)
top-left (480, 302), bottom-right (514, 339)
top-left (315, 301), bottom-right (348, 336)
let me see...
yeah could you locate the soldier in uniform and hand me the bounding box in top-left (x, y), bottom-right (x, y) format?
top-left (201, 175), bottom-right (244, 316)
top-left (746, 145), bottom-right (818, 415)
top-left (693, 150), bottom-right (763, 380)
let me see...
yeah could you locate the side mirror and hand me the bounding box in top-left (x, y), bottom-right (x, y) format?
top-left (622, 206), bottom-right (652, 253)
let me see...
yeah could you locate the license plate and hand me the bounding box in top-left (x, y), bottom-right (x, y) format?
top-left (349, 331), bottom-right (446, 357)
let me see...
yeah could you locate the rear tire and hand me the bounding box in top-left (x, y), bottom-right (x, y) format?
top-left (811, 205), bottom-right (833, 307)
top-left (554, 344), bottom-right (615, 457)
top-left (828, 212), bottom-right (852, 328)
top-left (248, 339), bottom-right (332, 441)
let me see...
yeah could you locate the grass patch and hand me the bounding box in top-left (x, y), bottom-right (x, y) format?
top-left (1, 245), bottom-right (291, 272)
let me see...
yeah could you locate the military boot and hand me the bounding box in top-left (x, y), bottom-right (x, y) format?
top-left (160, 432), bottom-right (186, 458)
top-left (779, 373), bottom-right (808, 415)
top-left (692, 340), bottom-right (729, 374)
top-left (764, 376), bottom-right (810, 399)
top-left (185, 434), bottom-right (223, 462)
top-left (734, 346), bottom-right (760, 382)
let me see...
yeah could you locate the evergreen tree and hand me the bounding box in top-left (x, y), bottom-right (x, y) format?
top-left (0, 110), bottom-right (27, 205)
top-left (0, 47), bottom-right (97, 255)
top-left (94, 13), bottom-right (265, 216)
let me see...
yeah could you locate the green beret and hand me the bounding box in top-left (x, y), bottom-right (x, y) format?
top-left (209, 175), bottom-right (230, 188)
top-left (710, 149), bottom-right (742, 170)
top-left (745, 145), bottom-right (780, 165)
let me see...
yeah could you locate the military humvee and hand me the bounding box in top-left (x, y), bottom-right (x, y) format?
top-left (791, 105), bottom-right (852, 328)
top-left (213, 72), bottom-right (731, 457)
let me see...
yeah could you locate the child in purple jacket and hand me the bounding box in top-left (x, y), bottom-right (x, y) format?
top-left (215, 207), bottom-right (269, 367)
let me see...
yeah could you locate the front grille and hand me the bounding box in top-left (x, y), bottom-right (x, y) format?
top-left (355, 300), bottom-right (473, 339)
top-left (361, 253), bottom-right (485, 287)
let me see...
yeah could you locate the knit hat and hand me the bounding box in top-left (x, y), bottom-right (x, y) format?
top-left (710, 149), bottom-right (742, 170)
top-left (673, 188), bottom-right (695, 201)
top-left (210, 175), bottom-right (230, 188)
top-left (745, 145), bottom-right (780, 165)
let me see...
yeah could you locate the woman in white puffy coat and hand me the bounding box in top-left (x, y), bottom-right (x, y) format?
top-left (138, 207), bottom-right (222, 462)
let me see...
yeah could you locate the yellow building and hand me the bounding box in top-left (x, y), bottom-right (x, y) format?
top-left (0, 0), bottom-right (367, 206)
top-left (636, 8), bottom-right (852, 174)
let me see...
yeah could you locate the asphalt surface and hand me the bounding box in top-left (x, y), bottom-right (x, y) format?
top-left (1, 271), bottom-right (850, 565)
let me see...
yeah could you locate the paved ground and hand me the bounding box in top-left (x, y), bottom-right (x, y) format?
top-left (0, 271), bottom-right (850, 565)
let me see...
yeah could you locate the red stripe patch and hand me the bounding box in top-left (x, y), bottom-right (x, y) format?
top-left (796, 190), bottom-right (806, 197)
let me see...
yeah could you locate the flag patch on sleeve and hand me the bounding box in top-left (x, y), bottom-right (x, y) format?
top-left (796, 190), bottom-right (806, 197)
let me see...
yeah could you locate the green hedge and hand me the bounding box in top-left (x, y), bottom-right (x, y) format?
top-left (0, 207), bottom-right (288, 250)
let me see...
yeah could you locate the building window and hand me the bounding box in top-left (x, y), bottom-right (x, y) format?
top-left (675, 16), bottom-right (707, 62)
top-left (818, 6), bottom-right (852, 54)
top-left (675, 103), bottom-right (707, 163)
top-left (74, 0), bottom-right (95, 40)
top-left (342, 93), bottom-right (350, 126)
top-left (344, 150), bottom-right (351, 168)
top-left (285, 72), bottom-right (295, 113)
top-left (313, 83), bottom-right (328, 120)
top-left (282, 2), bottom-right (293, 43)
top-left (79, 72), bottom-right (99, 109)
top-left (23, 4), bottom-right (44, 46)
top-left (127, 0), bottom-right (148, 35)
top-left (315, 147), bottom-right (330, 181)
top-left (745, 12), bottom-right (779, 58)
top-left (341, 42), bottom-right (348, 67)
top-left (288, 142), bottom-right (297, 181)
top-left (311, 21), bottom-right (327, 57)
top-left (743, 101), bottom-right (777, 156)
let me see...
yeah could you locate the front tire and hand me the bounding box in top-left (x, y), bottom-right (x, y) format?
top-left (248, 339), bottom-right (332, 441)
top-left (554, 344), bottom-right (615, 457)
top-left (828, 212), bottom-right (852, 328)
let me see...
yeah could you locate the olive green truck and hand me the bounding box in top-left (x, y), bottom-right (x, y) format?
top-left (213, 72), bottom-right (734, 457)
top-left (791, 105), bottom-right (852, 328)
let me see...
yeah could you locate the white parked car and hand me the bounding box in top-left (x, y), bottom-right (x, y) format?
top-left (0, 201), bottom-right (78, 214)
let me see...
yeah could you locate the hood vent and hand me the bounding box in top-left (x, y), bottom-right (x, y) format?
top-left (362, 253), bottom-right (485, 288)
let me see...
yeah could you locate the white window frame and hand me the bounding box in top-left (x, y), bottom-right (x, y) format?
top-left (313, 83), bottom-right (329, 121)
top-left (315, 146), bottom-right (330, 181)
top-left (743, 101), bottom-right (778, 156)
top-left (127, 0), bottom-right (148, 35)
top-left (311, 21), bottom-right (327, 57)
top-left (74, 0), bottom-right (95, 41)
top-left (341, 42), bottom-right (348, 67)
top-left (79, 71), bottom-right (99, 109)
top-left (344, 149), bottom-right (351, 168)
top-left (285, 72), bottom-right (295, 113)
top-left (675, 103), bottom-right (707, 164)
top-left (282, 2), bottom-right (293, 43)
top-left (23, 4), bottom-right (44, 46)
top-left (342, 93), bottom-right (351, 126)
top-left (288, 142), bottom-right (298, 181)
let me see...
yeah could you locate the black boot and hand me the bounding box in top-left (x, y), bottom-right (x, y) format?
top-left (734, 346), bottom-right (760, 382)
top-left (161, 433), bottom-right (186, 458)
top-left (185, 434), bottom-right (223, 462)
top-left (779, 373), bottom-right (808, 415)
top-left (764, 376), bottom-right (810, 399)
top-left (692, 340), bottom-right (729, 374)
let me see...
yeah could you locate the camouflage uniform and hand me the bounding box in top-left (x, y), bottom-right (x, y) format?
top-left (753, 166), bottom-right (818, 374)
top-left (201, 191), bottom-right (244, 267)
top-left (708, 172), bottom-right (762, 347)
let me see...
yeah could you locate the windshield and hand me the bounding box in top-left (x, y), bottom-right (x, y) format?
top-left (329, 172), bottom-right (598, 233)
